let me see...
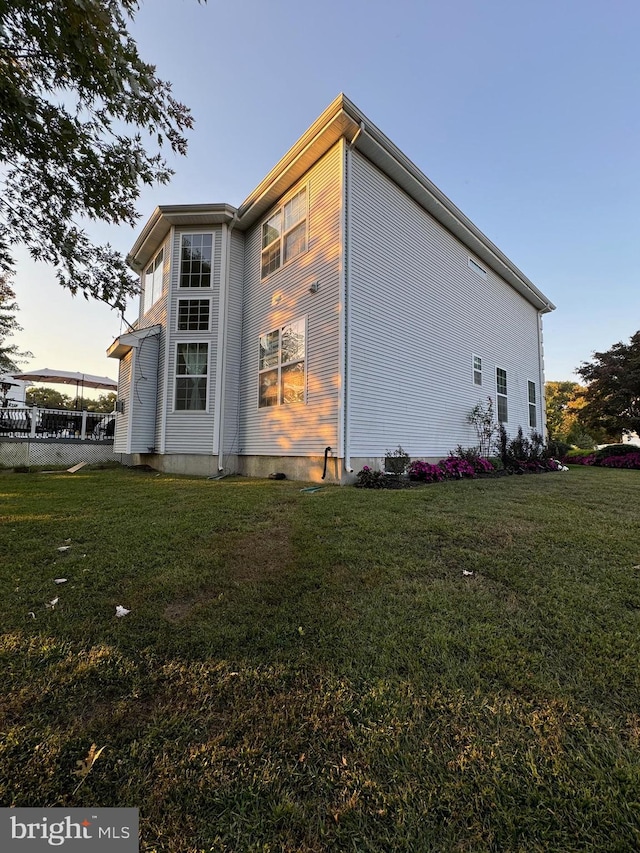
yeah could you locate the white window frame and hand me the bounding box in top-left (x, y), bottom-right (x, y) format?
top-left (176, 298), bottom-right (211, 332)
top-left (143, 248), bottom-right (164, 314)
top-left (468, 256), bottom-right (487, 279)
top-left (261, 186), bottom-right (308, 279)
top-left (174, 341), bottom-right (209, 412)
top-left (496, 367), bottom-right (508, 423)
top-left (528, 380), bottom-right (537, 429)
top-left (179, 233), bottom-right (213, 288)
top-left (258, 317), bottom-right (307, 408)
top-left (473, 354), bottom-right (482, 386)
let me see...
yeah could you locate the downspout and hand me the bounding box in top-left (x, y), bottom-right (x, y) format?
top-left (215, 214), bottom-right (238, 471)
top-left (342, 121), bottom-right (365, 475)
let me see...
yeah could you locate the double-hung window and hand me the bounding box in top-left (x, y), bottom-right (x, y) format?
top-left (143, 248), bottom-right (164, 313)
top-left (258, 318), bottom-right (306, 407)
top-left (528, 381), bottom-right (537, 429)
top-left (175, 343), bottom-right (208, 411)
top-left (496, 368), bottom-right (508, 423)
top-left (180, 234), bottom-right (212, 288)
top-left (473, 355), bottom-right (482, 386)
top-left (261, 187), bottom-right (307, 278)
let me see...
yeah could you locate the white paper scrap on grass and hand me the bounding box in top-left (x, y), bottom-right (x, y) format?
top-left (115, 605), bottom-right (131, 618)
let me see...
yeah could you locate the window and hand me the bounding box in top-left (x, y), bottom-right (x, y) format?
top-left (175, 343), bottom-right (208, 410)
top-left (180, 234), bottom-right (212, 288)
top-left (528, 380), bottom-right (537, 429)
top-left (473, 355), bottom-right (482, 386)
top-left (258, 317), bottom-right (306, 407)
top-left (177, 299), bottom-right (210, 331)
top-left (496, 367), bottom-right (508, 422)
top-left (261, 187), bottom-right (307, 278)
top-left (143, 249), bottom-right (164, 313)
top-left (468, 257), bottom-right (487, 279)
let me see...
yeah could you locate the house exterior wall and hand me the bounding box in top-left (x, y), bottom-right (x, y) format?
top-left (162, 227), bottom-right (222, 454)
top-left (113, 351), bottom-right (131, 454)
top-left (222, 228), bottom-right (245, 457)
top-left (137, 236), bottom-right (170, 451)
top-left (347, 149), bottom-right (543, 459)
top-left (237, 143), bottom-right (343, 458)
top-left (127, 335), bottom-right (160, 453)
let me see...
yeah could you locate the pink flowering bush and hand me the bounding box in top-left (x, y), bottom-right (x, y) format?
top-left (407, 460), bottom-right (445, 482)
top-left (438, 456), bottom-right (476, 479)
top-left (598, 452), bottom-right (640, 469)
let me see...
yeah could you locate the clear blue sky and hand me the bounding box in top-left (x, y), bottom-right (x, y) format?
top-left (10, 0), bottom-right (640, 391)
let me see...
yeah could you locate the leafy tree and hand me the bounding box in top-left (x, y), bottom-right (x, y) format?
top-left (0, 1), bottom-right (204, 311)
top-left (577, 331), bottom-right (640, 439)
top-left (25, 387), bottom-right (73, 409)
top-left (545, 381), bottom-right (587, 438)
top-left (85, 393), bottom-right (117, 413)
top-left (0, 272), bottom-right (31, 373)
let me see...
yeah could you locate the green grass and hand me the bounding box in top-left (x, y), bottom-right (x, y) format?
top-left (1, 465), bottom-right (640, 851)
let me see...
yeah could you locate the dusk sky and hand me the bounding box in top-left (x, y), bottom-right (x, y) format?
top-left (10, 0), bottom-right (640, 392)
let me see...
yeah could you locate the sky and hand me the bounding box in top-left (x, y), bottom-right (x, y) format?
top-left (8, 0), bottom-right (640, 395)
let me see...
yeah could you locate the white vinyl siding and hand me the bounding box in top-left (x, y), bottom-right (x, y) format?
top-left (348, 150), bottom-right (542, 457)
top-left (239, 144), bottom-right (342, 456)
top-left (113, 353), bottom-right (131, 454)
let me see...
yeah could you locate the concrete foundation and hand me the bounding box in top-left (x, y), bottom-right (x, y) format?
top-left (124, 452), bottom-right (405, 485)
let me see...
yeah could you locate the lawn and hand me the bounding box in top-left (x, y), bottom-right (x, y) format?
top-left (1, 465), bottom-right (640, 852)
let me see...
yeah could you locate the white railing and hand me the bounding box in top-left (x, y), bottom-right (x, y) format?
top-left (0, 406), bottom-right (115, 440)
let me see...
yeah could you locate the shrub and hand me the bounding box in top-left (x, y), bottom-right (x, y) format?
top-left (473, 456), bottom-right (496, 474)
top-left (384, 445), bottom-right (410, 475)
top-left (466, 398), bottom-right (498, 458)
top-left (598, 452), bottom-right (640, 469)
top-left (407, 460), bottom-right (445, 483)
top-left (565, 454), bottom-right (596, 465)
top-left (439, 456), bottom-right (476, 479)
top-left (594, 444), bottom-right (640, 460)
top-left (355, 466), bottom-right (388, 488)
top-left (547, 438), bottom-right (572, 459)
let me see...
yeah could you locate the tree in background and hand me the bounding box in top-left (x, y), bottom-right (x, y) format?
top-left (25, 387), bottom-right (73, 409)
top-left (0, 272), bottom-right (31, 373)
top-left (26, 389), bottom-right (116, 412)
top-left (84, 393), bottom-right (117, 413)
top-left (544, 381), bottom-right (590, 443)
top-left (577, 331), bottom-right (640, 440)
top-left (0, 1), bottom-right (204, 311)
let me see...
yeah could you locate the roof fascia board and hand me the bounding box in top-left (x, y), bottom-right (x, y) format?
top-left (128, 204), bottom-right (237, 272)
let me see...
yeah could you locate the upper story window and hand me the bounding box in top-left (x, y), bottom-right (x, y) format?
top-left (473, 355), bottom-right (482, 386)
top-left (528, 380), bottom-right (537, 429)
top-left (177, 299), bottom-right (210, 332)
top-left (258, 317), bottom-right (306, 407)
top-left (180, 234), bottom-right (213, 288)
top-left (496, 367), bottom-right (508, 423)
top-left (261, 187), bottom-right (307, 279)
top-left (143, 248), bottom-right (164, 313)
